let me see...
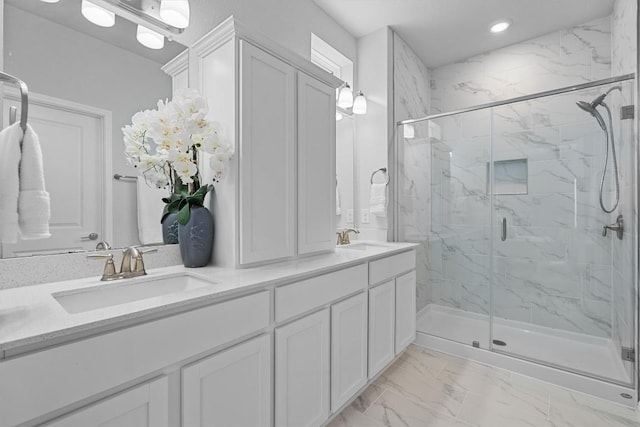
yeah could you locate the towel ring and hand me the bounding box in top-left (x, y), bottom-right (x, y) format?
top-left (370, 167), bottom-right (390, 185)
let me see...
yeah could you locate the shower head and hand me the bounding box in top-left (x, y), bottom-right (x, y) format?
top-left (587, 85), bottom-right (622, 108)
top-left (576, 100), bottom-right (606, 130)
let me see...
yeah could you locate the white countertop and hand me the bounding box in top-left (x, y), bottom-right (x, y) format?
top-left (0, 242), bottom-right (417, 357)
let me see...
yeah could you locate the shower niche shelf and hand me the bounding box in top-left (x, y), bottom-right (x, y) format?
top-left (487, 158), bottom-right (528, 195)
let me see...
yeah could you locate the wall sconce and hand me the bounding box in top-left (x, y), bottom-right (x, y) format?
top-left (336, 111), bottom-right (344, 121)
top-left (337, 83), bottom-right (367, 115)
top-left (81, 0), bottom-right (116, 27)
top-left (160, 0), bottom-right (190, 29)
top-left (337, 83), bottom-right (353, 109)
top-left (137, 24), bottom-right (165, 49)
top-left (67, 0), bottom-right (189, 49)
top-left (352, 91), bottom-right (367, 115)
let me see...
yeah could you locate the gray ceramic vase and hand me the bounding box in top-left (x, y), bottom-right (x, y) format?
top-left (178, 205), bottom-right (214, 267)
top-left (162, 212), bottom-right (180, 244)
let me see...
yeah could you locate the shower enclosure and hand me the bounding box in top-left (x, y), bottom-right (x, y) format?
top-left (396, 75), bottom-right (637, 391)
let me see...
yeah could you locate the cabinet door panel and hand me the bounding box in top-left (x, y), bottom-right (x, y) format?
top-left (331, 292), bottom-right (367, 412)
top-left (45, 377), bottom-right (168, 427)
top-left (182, 335), bottom-right (271, 427)
top-left (239, 40), bottom-right (296, 264)
top-left (275, 309), bottom-right (330, 427)
top-left (395, 270), bottom-right (416, 354)
top-left (297, 72), bottom-right (336, 255)
top-left (368, 281), bottom-right (395, 378)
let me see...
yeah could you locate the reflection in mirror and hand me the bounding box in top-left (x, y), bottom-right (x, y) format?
top-left (1, 0), bottom-right (186, 258)
top-left (335, 111), bottom-right (356, 231)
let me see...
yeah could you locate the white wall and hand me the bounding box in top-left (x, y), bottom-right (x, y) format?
top-left (355, 27), bottom-right (392, 241)
top-left (3, 5), bottom-right (172, 249)
top-left (180, 0), bottom-right (356, 65)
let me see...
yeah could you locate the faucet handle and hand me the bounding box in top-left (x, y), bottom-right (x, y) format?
top-left (129, 247), bottom-right (158, 275)
top-left (87, 253), bottom-right (118, 281)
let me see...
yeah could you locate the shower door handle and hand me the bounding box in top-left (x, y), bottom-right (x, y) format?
top-left (501, 218), bottom-right (507, 241)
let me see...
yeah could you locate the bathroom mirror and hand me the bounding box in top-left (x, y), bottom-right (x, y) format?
top-left (336, 111), bottom-right (357, 230)
top-left (0, 0), bottom-right (186, 258)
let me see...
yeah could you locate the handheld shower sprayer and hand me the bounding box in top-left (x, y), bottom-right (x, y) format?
top-left (576, 85), bottom-right (622, 214)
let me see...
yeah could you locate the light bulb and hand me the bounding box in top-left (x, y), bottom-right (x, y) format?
top-left (137, 25), bottom-right (165, 50)
top-left (337, 83), bottom-right (353, 109)
top-left (352, 91), bottom-right (367, 115)
top-left (403, 124), bottom-right (415, 139)
top-left (336, 111), bottom-right (343, 121)
top-left (81, 0), bottom-right (115, 27)
top-left (160, 0), bottom-right (190, 29)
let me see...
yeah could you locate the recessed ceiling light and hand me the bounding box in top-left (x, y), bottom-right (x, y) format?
top-left (490, 20), bottom-right (511, 33)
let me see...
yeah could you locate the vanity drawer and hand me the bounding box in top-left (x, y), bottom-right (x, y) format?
top-left (0, 291), bottom-right (270, 427)
top-left (369, 251), bottom-right (416, 285)
top-left (275, 264), bottom-right (367, 323)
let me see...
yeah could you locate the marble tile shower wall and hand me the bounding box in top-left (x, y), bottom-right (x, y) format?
top-left (430, 16), bottom-right (612, 113)
top-left (393, 32), bottom-right (432, 311)
top-left (410, 13), bottom-right (639, 340)
top-left (611, 0), bottom-right (637, 380)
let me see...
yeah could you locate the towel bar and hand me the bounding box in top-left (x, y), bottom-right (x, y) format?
top-left (370, 167), bottom-right (390, 185)
top-left (0, 71), bottom-right (28, 133)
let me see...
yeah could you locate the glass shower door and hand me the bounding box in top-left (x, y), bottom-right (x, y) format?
top-left (400, 109), bottom-right (493, 349)
top-left (489, 81), bottom-right (636, 386)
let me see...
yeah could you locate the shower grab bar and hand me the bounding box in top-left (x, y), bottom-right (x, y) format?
top-left (501, 218), bottom-right (507, 242)
top-left (398, 73), bottom-right (635, 126)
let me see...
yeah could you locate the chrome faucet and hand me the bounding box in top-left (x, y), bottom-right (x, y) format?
top-left (336, 228), bottom-right (359, 245)
top-left (88, 246), bottom-right (158, 281)
top-left (602, 214), bottom-right (624, 240)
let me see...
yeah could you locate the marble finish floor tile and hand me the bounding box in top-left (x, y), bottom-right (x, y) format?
top-left (332, 345), bottom-right (640, 427)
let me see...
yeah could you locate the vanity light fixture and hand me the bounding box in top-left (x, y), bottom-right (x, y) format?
top-left (352, 91), bottom-right (367, 115)
top-left (160, 0), bottom-right (190, 29)
top-left (137, 24), bottom-right (165, 49)
top-left (489, 19), bottom-right (511, 33)
top-left (81, 0), bottom-right (116, 27)
top-left (337, 82), bottom-right (354, 109)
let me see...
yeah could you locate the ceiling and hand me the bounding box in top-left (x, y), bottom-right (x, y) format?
top-left (6, 0), bottom-right (186, 64)
top-left (312, 0), bottom-right (616, 68)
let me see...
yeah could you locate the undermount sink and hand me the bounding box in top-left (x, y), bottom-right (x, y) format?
top-left (53, 275), bottom-right (215, 314)
top-left (340, 241), bottom-right (390, 250)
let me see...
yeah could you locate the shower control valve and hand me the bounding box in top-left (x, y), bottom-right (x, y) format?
top-left (602, 214), bottom-right (623, 240)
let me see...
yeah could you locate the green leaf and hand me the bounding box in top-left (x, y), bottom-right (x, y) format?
top-left (177, 200), bottom-right (191, 225)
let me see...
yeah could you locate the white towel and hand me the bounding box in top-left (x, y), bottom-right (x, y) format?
top-left (137, 178), bottom-right (168, 244)
top-left (19, 124), bottom-right (51, 240)
top-left (0, 123), bottom-right (22, 243)
top-left (336, 183), bottom-right (342, 216)
top-left (369, 183), bottom-right (387, 217)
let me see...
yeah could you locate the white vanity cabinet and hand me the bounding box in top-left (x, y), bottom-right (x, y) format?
top-left (330, 292), bottom-right (368, 412)
top-left (368, 252), bottom-right (417, 378)
top-left (395, 270), bottom-right (417, 352)
top-left (0, 247), bottom-right (416, 427)
top-left (182, 334), bottom-right (272, 427)
top-left (0, 291), bottom-right (270, 427)
top-left (238, 40), bottom-right (297, 264)
top-left (297, 71), bottom-right (337, 255)
top-left (368, 280), bottom-right (396, 377)
top-left (44, 376), bottom-right (169, 427)
top-left (275, 309), bottom-right (331, 427)
top-left (190, 17), bottom-right (341, 267)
